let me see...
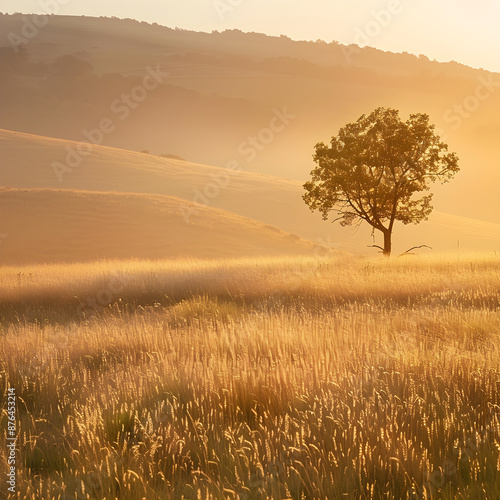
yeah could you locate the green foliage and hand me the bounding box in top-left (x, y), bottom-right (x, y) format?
top-left (303, 107), bottom-right (460, 254)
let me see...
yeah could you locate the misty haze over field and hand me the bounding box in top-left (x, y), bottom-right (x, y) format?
top-left (0, 13), bottom-right (499, 260)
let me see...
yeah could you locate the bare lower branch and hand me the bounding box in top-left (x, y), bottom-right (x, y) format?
top-left (368, 245), bottom-right (384, 252)
top-left (330, 216), bottom-right (344, 224)
top-left (399, 245), bottom-right (432, 256)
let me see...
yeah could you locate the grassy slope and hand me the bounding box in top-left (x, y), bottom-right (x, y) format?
top-left (1, 14), bottom-right (499, 225)
top-left (1, 128), bottom-right (499, 255)
top-left (0, 188), bottom-right (322, 265)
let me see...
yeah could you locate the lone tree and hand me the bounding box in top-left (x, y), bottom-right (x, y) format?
top-left (303, 108), bottom-right (459, 256)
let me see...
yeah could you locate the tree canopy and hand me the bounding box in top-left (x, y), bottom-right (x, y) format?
top-left (303, 107), bottom-right (459, 256)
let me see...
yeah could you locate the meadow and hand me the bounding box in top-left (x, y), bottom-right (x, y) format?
top-left (1, 253), bottom-right (499, 499)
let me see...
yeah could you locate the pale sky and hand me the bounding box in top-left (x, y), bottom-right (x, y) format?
top-left (2, 0), bottom-right (500, 73)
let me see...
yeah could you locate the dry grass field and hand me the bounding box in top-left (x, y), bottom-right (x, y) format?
top-left (1, 253), bottom-right (499, 499)
top-left (1, 9), bottom-right (499, 500)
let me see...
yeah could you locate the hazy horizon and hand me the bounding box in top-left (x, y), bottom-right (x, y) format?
top-left (1, 9), bottom-right (499, 257)
top-left (2, 0), bottom-right (499, 74)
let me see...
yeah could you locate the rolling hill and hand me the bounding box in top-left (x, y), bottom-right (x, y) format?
top-left (0, 188), bottom-right (323, 265)
top-left (1, 128), bottom-right (498, 256)
top-left (0, 13), bottom-right (499, 229)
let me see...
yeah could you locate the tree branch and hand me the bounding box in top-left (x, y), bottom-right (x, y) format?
top-left (330, 215), bottom-right (344, 224)
top-left (368, 245), bottom-right (384, 252)
top-left (399, 245), bottom-right (432, 256)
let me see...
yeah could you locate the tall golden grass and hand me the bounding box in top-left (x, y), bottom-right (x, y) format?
top-left (1, 253), bottom-right (499, 499)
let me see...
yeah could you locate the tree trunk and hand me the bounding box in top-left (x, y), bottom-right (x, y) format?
top-left (383, 229), bottom-right (392, 257)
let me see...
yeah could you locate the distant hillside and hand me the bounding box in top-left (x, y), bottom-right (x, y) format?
top-left (0, 14), bottom-right (498, 228)
top-left (0, 188), bottom-right (324, 265)
top-left (1, 129), bottom-right (498, 255)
